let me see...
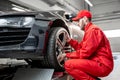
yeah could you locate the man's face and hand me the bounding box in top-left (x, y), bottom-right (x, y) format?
top-left (78, 18), bottom-right (85, 30)
top-left (73, 18), bottom-right (85, 30)
top-left (73, 17), bottom-right (86, 30)
top-left (73, 16), bottom-right (89, 30)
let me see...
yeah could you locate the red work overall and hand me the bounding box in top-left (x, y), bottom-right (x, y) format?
top-left (64, 22), bottom-right (114, 80)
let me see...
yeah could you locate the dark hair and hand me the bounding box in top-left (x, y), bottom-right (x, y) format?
top-left (88, 18), bottom-right (92, 21)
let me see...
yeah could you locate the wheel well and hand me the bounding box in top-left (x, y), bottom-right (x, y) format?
top-left (50, 19), bottom-right (70, 34)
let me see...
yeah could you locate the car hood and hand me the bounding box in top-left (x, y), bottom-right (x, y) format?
top-left (0, 10), bottom-right (64, 21)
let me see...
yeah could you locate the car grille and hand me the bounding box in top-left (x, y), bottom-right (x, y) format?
top-left (0, 27), bottom-right (30, 46)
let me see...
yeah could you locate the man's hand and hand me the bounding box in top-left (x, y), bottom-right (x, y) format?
top-left (57, 53), bottom-right (66, 62)
top-left (65, 33), bottom-right (71, 42)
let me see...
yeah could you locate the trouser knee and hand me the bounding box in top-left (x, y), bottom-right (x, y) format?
top-left (64, 60), bottom-right (73, 72)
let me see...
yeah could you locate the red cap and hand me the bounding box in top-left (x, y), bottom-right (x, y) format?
top-left (72, 10), bottom-right (92, 21)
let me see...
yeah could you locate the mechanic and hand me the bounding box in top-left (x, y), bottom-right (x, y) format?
top-left (58, 10), bottom-right (114, 80)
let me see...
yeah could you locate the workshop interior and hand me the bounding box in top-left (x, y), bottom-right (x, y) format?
top-left (0, 0), bottom-right (120, 80)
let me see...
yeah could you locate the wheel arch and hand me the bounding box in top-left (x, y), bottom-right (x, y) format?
top-left (50, 19), bottom-right (70, 34)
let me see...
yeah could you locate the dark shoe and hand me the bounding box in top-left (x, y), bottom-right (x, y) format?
top-left (96, 77), bottom-right (101, 80)
top-left (72, 78), bottom-right (101, 80)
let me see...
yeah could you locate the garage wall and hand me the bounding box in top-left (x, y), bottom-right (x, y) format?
top-left (63, 0), bottom-right (84, 11)
top-left (94, 19), bottom-right (120, 30)
top-left (90, 0), bottom-right (120, 16)
top-left (101, 52), bottom-right (120, 80)
top-left (93, 18), bottom-right (120, 52)
top-left (90, 0), bottom-right (120, 52)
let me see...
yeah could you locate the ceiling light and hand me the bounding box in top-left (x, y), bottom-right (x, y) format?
top-left (85, 0), bottom-right (93, 7)
top-left (104, 29), bottom-right (120, 38)
top-left (12, 4), bottom-right (31, 12)
top-left (12, 7), bottom-right (25, 12)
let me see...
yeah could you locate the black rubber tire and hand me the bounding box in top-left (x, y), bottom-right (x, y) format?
top-left (45, 27), bottom-right (70, 71)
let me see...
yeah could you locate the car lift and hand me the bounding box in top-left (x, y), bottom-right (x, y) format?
top-left (0, 64), bottom-right (102, 80)
top-left (12, 67), bottom-right (70, 80)
top-left (0, 66), bottom-right (99, 80)
top-left (0, 65), bottom-right (70, 80)
top-left (12, 68), bottom-right (54, 80)
top-left (12, 65), bottom-right (72, 80)
top-left (0, 62), bottom-right (101, 80)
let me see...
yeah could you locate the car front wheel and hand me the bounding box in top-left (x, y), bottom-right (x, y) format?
top-left (45, 27), bottom-right (71, 71)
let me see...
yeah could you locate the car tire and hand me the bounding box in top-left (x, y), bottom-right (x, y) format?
top-left (45, 27), bottom-right (70, 71)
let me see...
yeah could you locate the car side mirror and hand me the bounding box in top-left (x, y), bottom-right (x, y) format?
top-left (64, 14), bottom-right (75, 22)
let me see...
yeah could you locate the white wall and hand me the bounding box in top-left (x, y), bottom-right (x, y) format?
top-left (90, 0), bottom-right (120, 16)
top-left (101, 52), bottom-right (120, 80)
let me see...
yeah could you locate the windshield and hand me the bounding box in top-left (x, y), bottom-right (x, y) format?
top-left (0, 16), bottom-right (35, 27)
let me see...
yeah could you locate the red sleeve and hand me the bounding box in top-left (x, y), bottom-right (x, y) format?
top-left (68, 39), bottom-right (82, 50)
top-left (66, 51), bottom-right (79, 59)
top-left (66, 28), bottom-right (103, 59)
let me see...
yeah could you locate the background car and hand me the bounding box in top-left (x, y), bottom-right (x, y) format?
top-left (0, 10), bottom-right (83, 71)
